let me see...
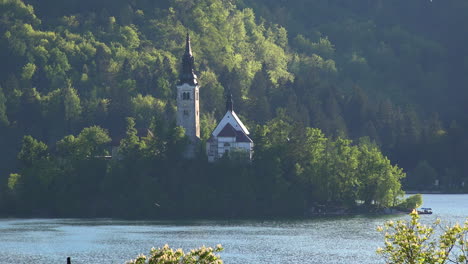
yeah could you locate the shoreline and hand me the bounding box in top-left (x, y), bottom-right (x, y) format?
top-left (404, 190), bottom-right (468, 194)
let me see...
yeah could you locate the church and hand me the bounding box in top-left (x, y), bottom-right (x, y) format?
top-left (206, 93), bottom-right (253, 162)
top-left (176, 34), bottom-right (253, 161)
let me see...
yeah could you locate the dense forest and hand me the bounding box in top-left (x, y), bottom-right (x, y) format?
top-left (0, 0), bottom-right (467, 217)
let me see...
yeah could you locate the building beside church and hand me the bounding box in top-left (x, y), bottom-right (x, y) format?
top-left (176, 34), bottom-right (200, 158)
top-left (206, 94), bottom-right (253, 162)
top-left (176, 33), bottom-right (253, 161)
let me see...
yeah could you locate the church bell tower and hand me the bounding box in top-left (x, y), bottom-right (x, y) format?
top-left (176, 33), bottom-right (200, 157)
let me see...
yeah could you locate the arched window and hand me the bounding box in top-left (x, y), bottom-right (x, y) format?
top-left (182, 92), bottom-right (191, 100)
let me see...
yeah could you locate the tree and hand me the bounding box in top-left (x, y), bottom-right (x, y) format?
top-left (119, 117), bottom-right (145, 158)
top-left (127, 244), bottom-right (224, 264)
top-left (324, 137), bottom-right (359, 204)
top-left (396, 194), bottom-right (422, 211)
top-left (248, 66), bottom-right (272, 123)
top-left (131, 94), bottom-right (165, 129)
top-left (407, 160), bottom-right (438, 190)
top-left (0, 86), bottom-right (9, 126)
top-left (21, 63), bottom-right (36, 81)
top-left (165, 126), bottom-right (189, 160)
top-left (18, 135), bottom-right (48, 167)
top-left (357, 140), bottom-right (405, 207)
top-left (199, 70), bottom-right (224, 115)
top-left (377, 210), bottom-right (468, 264)
top-left (62, 86), bottom-right (82, 124)
top-left (75, 126), bottom-right (111, 158)
top-left (14, 135), bottom-right (59, 212)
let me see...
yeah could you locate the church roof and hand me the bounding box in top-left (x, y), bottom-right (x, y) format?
top-left (235, 130), bottom-right (253, 143)
top-left (211, 110), bottom-right (250, 137)
top-left (231, 111), bottom-right (249, 134)
top-left (216, 123), bottom-right (253, 143)
top-left (218, 123), bottom-right (237, 137)
top-left (179, 33), bottom-right (198, 86)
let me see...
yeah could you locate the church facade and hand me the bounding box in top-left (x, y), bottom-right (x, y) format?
top-left (176, 34), bottom-right (253, 161)
top-left (206, 94), bottom-right (253, 162)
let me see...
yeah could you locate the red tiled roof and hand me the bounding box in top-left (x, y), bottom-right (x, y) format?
top-left (217, 123), bottom-right (237, 137)
top-left (236, 130), bottom-right (253, 143)
top-left (217, 123), bottom-right (253, 143)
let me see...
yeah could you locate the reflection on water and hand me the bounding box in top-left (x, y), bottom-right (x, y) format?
top-left (0, 194), bottom-right (467, 264)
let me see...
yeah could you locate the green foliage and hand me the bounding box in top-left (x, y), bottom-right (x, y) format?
top-left (293, 35), bottom-right (334, 58)
top-left (0, 87), bottom-right (9, 126)
top-left (252, 113), bottom-right (405, 210)
top-left (127, 244), bottom-right (224, 264)
top-left (199, 70), bottom-right (223, 115)
top-left (120, 26), bottom-right (140, 49)
top-left (75, 126), bottom-right (111, 157)
top-left (396, 194), bottom-right (423, 211)
top-left (1, 0), bottom-right (468, 217)
top-left (377, 211), bottom-right (468, 264)
top-left (18, 135), bottom-right (48, 167)
top-left (200, 112), bottom-right (217, 141)
top-left (131, 94), bottom-right (165, 128)
top-left (119, 117), bottom-right (146, 158)
top-left (3, 108), bottom-right (407, 217)
top-left (0, 0), bottom-right (40, 26)
top-left (62, 86), bottom-right (82, 121)
top-left (357, 140), bottom-right (405, 207)
top-left (408, 161), bottom-right (438, 189)
top-left (7, 173), bottom-right (21, 190)
top-left (20, 63), bottom-right (36, 80)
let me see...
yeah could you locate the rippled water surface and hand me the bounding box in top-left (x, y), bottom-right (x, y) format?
top-left (0, 194), bottom-right (467, 264)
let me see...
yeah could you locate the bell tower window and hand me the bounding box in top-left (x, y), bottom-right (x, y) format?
top-left (181, 92), bottom-right (191, 100)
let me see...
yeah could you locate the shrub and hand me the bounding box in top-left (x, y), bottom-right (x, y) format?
top-left (127, 244), bottom-right (224, 264)
top-left (377, 210), bottom-right (468, 263)
top-left (396, 194), bottom-right (422, 211)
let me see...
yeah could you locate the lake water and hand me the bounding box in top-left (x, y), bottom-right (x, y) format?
top-left (0, 194), bottom-right (467, 264)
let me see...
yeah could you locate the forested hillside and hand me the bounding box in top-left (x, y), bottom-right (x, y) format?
top-left (244, 0), bottom-right (468, 189)
top-left (0, 0), bottom-right (467, 217)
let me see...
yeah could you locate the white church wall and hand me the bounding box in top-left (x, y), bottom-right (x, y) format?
top-left (218, 137), bottom-right (236, 143)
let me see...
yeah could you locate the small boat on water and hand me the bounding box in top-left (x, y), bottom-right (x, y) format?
top-left (417, 207), bottom-right (433, 214)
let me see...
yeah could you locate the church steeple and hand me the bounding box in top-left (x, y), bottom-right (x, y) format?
top-left (226, 91), bottom-right (233, 112)
top-left (185, 32), bottom-right (192, 55)
top-left (176, 33), bottom-right (200, 158)
top-left (179, 33), bottom-right (198, 86)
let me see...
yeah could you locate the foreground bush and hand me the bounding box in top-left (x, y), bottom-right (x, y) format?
top-left (127, 244), bottom-right (224, 264)
top-left (377, 210), bottom-right (468, 263)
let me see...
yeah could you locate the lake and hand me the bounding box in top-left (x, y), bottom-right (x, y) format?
top-left (0, 194), bottom-right (467, 264)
